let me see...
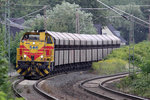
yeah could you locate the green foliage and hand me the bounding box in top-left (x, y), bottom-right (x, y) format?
top-left (0, 26), bottom-right (17, 100)
top-left (106, 41), bottom-right (150, 74)
top-left (10, 0), bottom-right (41, 18)
top-left (117, 73), bottom-right (150, 98)
top-left (106, 46), bottom-right (129, 61)
top-left (0, 58), bottom-right (8, 86)
top-left (109, 4), bottom-right (147, 43)
top-left (140, 57), bottom-right (150, 74)
top-left (24, 2), bottom-right (97, 34)
top-left (0, 91), bottom-right (24, 100)
top-left (92, 58), bottom-right (128, 75)
top-left (0, 26), bottom-right (6, 57)
top-left (10, 31), bottom-right (24, 65)
top-left (93, 41), bottom-right (150, 75)
top-left (92, 41), bottom-right (150, 98)
top-left (0, 91), bottom-right (7, 100)
top-left (140, 0), bottom-right (150, 18)
top-left (0, 26), bottom-right (8, 87)
top-left (101, 0), bottom-right (143, 5)
top-left (94, 41), bottom-right (150, 98)
top-left (15, 98), bottom-right (25, 100)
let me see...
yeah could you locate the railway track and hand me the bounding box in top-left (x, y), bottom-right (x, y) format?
top-left (12, 64), bottom-right (90, 100)
top-left (79, 73), bottom-right (148, 100)
top-left (33, 74), bottom-right (59, 100)
top-left (13, 72), bottom-right (148, 100)
top-left (12, 79), bottom-right (27, 100)
top-left (12, 75), bottom-right (59, 100)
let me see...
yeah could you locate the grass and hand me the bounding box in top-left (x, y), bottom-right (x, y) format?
top-left (92, 58), bottom-right (128, 75)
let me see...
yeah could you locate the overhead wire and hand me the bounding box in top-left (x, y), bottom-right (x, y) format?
top-left (96, 0), bottom-right (150, 26)
top-left (0, 2), bottom-right (50, 7)
top-left (112, 6), bottom-right (150, 25)
top-left (17, 5), bottom-right (50, 19)
top-left (115, 5), bottom-right (150, 7)
top-left (109, 16), bottom-right (149, 28)
top-left (12, 3), bottom-right (48, 7)
top-left (2, 5), bottom-right (50, 29)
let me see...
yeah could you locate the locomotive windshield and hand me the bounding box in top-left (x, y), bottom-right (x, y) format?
top-left (22, 34), bottom-right (39, 41)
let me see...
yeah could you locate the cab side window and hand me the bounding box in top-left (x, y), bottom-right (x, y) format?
top-left (47, 36), bottom-right (52, 44)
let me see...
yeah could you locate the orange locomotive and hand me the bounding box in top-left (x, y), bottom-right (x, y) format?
top-left (16, 30), bottom-right (121, 78)
top-left (16, 30), bottom-right (54, 77)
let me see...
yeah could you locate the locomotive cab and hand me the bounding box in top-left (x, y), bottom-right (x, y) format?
top-left (16, 31), bottom-right (54, 78)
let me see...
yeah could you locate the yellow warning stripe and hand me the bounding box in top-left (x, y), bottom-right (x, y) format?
top-left (36, 68), bottom-right (44, 76)
top-left (28, 67), bottom-right (30, 72)
top-left (16, 65), bottom-right (18, 68)
top-left (17, 69), bottom-right (22, 73)
top-left (39, 71), bottom-right (44, 76)
top-left (48, 65), bottom-right (50, 69)
top-left (22, 70), bottom-right (27, 76)
top-left (36, 67), bottom-right (39, 73)
top-left (44, 69), bottom-right (49, 74)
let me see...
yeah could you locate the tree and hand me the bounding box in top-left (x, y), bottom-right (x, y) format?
top-left (108, 4), bottom-right (148, 43)
top-left (35, 0), bottom-right (108, 25)
top-left (0, 26), bottom-right (8, 86)
top-left (0, 25), bottom-right (22, 99)
top-left (140, 0), bottom-right (150, 19)
top-left (0, 0), bottom-right (107, 25)
top-left (10, 31), bottom-right (24, 65)
top-left (101, 0), bottom-right (143, 5)
top-left (24, 2), bottom-right (97, 34)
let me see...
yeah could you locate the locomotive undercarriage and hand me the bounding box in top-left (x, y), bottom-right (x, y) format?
top-left (17, 61), bottom-right (50, 78)
top-left (16, 61), bottom-right (92, 79)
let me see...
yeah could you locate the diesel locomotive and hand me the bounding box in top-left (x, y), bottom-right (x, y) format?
top-left (16, 30), bottom-right (120, 77)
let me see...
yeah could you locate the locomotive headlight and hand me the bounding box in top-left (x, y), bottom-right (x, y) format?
top-left (33, 42), bottom-right (35, 45)
top-left (24, 55), bottom-right (27, 58)
top-left (40, 55), bottom-right (43, 58)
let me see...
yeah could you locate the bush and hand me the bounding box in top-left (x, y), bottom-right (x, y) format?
top-left (0, 26), bottom-right (19, 99)
top-left (106, 46), bottom-right (129, 61)
top-left (0, 91), bottom-right (24, 100)
top-left (117, 73), bottom-right (150, 98)
top-left (106, 41), bottom-right (150, 74)
top-left (10, 31), bottom-right (24, 66)
top-left (92, 58), bottom-right (128, 75)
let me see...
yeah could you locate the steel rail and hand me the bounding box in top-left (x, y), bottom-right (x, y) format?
top-left (33, 74), bottom-right (59, 100)
top-left (12, 75), bottom-right (58, 100)
top-left (12, 64), bottom-right (90, 100)
top-left (80, 73), bottom-right (147, 100)
top-left (100, 75), bottom-right (148, 100)
top-left (12, 79), bottom-right (27, 100)
top-left (33, 68), bottom-right (90, 100)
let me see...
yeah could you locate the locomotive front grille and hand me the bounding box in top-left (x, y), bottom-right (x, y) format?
top-left (31, 55), bottom-right (34, 61)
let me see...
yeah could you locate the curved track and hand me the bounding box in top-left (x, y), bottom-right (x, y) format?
top-left (12, 79), bottom-right (27, 100)
top-left (33, 74), bottom-right (59, 100)
top-left (80, 73), bottom-right (148, 100)
top-left (13, 75), bottom-right (58, 100)
top-left (13, 72), bottom-right (148, 100)
top-left (12, 64), bottom-right (91, 100)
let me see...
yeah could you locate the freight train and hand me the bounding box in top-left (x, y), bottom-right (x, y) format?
top-left (16, 30), bottom-right (120, 78)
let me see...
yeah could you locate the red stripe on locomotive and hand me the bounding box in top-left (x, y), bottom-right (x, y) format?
top-left (19, 45), bottom-right (29, 55)
top-left (19, 45), bottom-right (54, 60)
top-left (24, 52), bottom-right (43, 60)
top-left (38, 46), bottom-right (54, 56)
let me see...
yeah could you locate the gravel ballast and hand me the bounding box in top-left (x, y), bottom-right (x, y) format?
top-left (39, 71), bottom-right (105, 100)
